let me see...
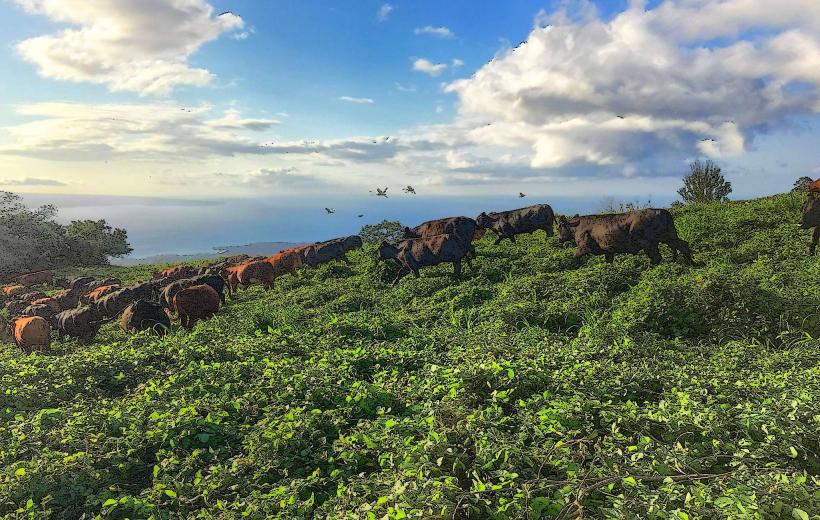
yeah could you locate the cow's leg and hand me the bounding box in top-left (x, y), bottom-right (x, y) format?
top-left (604, 252), bottom-right (615, 264)
top-left (341, 254), bottom-right (350, 265)
top-left (392, 266), bottom-right (409, 286)
top-left (645, 243), bottom-right (662, 266)
top-left (672, 239), bottom-right (694, 265)
top-left (493, 234), bottom-right (504, 245)
top-left (543, 224), bottom-right (554, 237)
top-left (810, 226), bottom-right (819, 256)
top-left (453, 260), bottom-right (462, 280)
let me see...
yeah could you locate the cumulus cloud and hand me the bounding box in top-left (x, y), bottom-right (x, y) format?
top-left (377, 3), bottom-right (392, 22)
top-left (414, 26), bottom-right (454, 38)
top-left (339, 96), bottom-right (375, 104)
top-left (451, 58), bottom-right (464, 68)
top-left (0, 177), bottom-right (69, 186)
top-left (13, 0), bottom-right (244, 96)
top-left (412, 58), bottom-right (447, 77)
top-left (442, 0), bottom-right (820, 171)
top-left (0, 102), bottom-right (279, 160)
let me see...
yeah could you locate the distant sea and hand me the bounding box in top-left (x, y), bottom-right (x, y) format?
top-left (19, 193), bottom-right (663, 261)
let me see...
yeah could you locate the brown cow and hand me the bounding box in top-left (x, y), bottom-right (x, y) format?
top-left (403, 217), bottom-right (485, 243)
top-left (807, 179), bottom-right (820, 194)
top-left (229, 260), bottom-right (277, 292)
top-left (82, 284), bottom-right (121, 305)
top-left (153, 266), bottom-right (197, 281)
top-left (800, 195), bottom-right (820, 255)
top-left (378, 234), bottom-right (476, 285)
top-left (17, 271), bottom-right (53, 288)
top-left (267, 250), bottom-right (304, 277)
top-left (476, 204), bottom-right (555, 245)
top-left (172, 284), bottom-right (220, 330)
top-left (2, 285), bottom-right (27, 298)
top-left (7, 316), bottom-right (51, 353)
top-left (55, 306), bottom-right (107, 343)
top-left (31, 297), bottom-right (62, 313)
top-left (557, 209), bottom-right (693, 265)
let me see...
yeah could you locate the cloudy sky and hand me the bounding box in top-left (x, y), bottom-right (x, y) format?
top-left (1, 0), bottom-right (819, 255)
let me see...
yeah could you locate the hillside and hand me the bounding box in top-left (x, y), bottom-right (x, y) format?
top-left (0, 193), bottom-right (818, 519)
top-left (111, 242), bottom-right (303, 267)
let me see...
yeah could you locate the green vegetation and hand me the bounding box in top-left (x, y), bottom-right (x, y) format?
top-left (0, 192), bottom-right (132, 281)
top-left (0, 193), bottom-right (818, 519)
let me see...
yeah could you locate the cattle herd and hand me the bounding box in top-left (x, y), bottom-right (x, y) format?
top-left (1, 189), bottom-right (819, 354)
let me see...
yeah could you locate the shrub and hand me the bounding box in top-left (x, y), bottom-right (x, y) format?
top-left (677, 159), bottom-right (732, 203)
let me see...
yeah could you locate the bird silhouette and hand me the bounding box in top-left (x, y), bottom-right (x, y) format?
top-left (403, 185), bottom-right (416, 194)
top-left (357, 214), bottom-right (364, 218)
top-left (218, 11), bottom-right (235, 17)
top-left (376, 187), bottom-right (389, 198)
top-left (324, 208), bottom-right (335, 214)
top-left (519, 192), bottom-right (526, 198)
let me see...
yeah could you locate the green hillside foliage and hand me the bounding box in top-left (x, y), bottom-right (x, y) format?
top-left (0, 193), bottom-right (818, 519)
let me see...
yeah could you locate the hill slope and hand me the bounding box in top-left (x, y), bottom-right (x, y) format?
top-left (0, 194), bottom-right (818, 519)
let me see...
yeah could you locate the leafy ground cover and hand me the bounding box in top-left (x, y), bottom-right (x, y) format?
top-left (0, 193), bottom-right (818, 519)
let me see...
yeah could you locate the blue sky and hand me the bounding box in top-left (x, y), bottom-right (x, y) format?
top-left (0, 0), bottom-right (818, 256)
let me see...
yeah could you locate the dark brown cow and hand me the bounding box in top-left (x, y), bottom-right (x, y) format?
top-left (378, 234), bottom-right (476, 285)
top-left (17, 271), bottom-right (53, 288)
top-left (33, 288), bottom-right (80, 313)
top-left (95, 288), bottom-right (137, 319)
top-left (21, 303), bottom-right (59, 327)
top-left (120, 300), bottom-right (171, 335)
top-left (7, 316), bottom-right (51, 353)
top-left (5, 300), bottom-right (30, 317)
top-left (557, 208), bottom-right (693, 265)
top-left (476, 204), bottom-right (555, 244)
top-left (56, 306), bottom-right (107, 343)
top-left (85, 278), bottom-right (122, 292)
top-left (68, 276), bottom-right (95, 292)
top-left (807, 179), bottom-right (820, 194)
top-left (153, 266), bottom-right (197, 281)
top-left (18, 291), bottom-right (48, 304)
top-left (160, 273), bottom-right (230, 309)
top-left (403, 217), bottom-right (484, 243)
top-left (298, 236), bottom-right (362, 267)
top-left (172, 284), bottom-right (220, 330)
top-left (2, 285), bottom-right (27, 298)
top-left (800, 196), bottom-right (820, 255)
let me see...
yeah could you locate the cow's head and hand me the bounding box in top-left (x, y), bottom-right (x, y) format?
top-left (800, 195), bottom-right (820, 229)
top-left (377, 241), bottom-right (399, 260)
top-left (557, 215), bottom-right (580, 244)
top-left (475, 212), bottom-right (495, 229)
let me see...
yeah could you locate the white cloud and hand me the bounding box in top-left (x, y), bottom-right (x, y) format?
top-left (412, 58), bottom-right (447, 77)
top-left (1, 102), bottom-right (279, 160)
top-left (451, 58), bottom-right (464, 68)
top-left (0, 177), bottom-right (69, 187)
top-left (377, 3), bottom-right (393, 22)
top-left (442, 0), bottom-right (820, 170)
top-left (394, 82), bottom-right (416, 92)
top-left (414, 26), bottom-right (454, 38)
top-left (338, 96), bottom-right (375, 104)
top-left (13, 0), bottom-right (244, 96)
top-left (232, 26), bottom-right (255, 40)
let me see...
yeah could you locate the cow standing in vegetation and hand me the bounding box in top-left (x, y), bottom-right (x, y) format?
top-left (300, 236), bottom-right (363, 267)
top-left (161, 273), bottom-right (229, 309)
top-left (476, 204), bottom-right (555, 245)
top-left (557, 209), bottom-right (693, 266)
top-left (56, 306), bottom-right (107, 343)
top-left (82, 284), bottom-right (121, 305)
top-left (6, 316), bottom-right (50, 353)
top-left (120, 300), bottom-right (171, 335)
top-left (403, 217), bottom-right (484, 243)
top-left (172, 285), bottom-right (220, 330)
top-left (228, 260), bottom-right (278, 292)
top-left (154, 266), bottom-right (197, 281)
top-left (800, 196), bottom-right (820, 255)
top-left (378, 234), bottom-right (476, 285)
top-left (94, 288), bottom-right (137, 319)
top-left (17, 271), bottom-right (53, 288)
top-left (21, 303), bottom-right (59, 327)
top-left (2, 285), bottom-right (27, 298)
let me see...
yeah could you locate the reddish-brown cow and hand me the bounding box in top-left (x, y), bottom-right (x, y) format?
top-left (172, 284), bottom-right (220, 330)
top-left (8, 316), bottom-right (51, 353)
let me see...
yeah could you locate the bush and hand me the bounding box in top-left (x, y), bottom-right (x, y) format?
top-left (678, 159), bottom-right (732, 203)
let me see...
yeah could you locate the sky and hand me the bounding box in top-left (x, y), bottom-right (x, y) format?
top-left (1, 0), bottom-right (819, 257)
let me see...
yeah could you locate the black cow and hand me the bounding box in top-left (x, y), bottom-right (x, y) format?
top-left (476, 204), bottom-right (555, 244)
top-left (95, 288), bottom-right (136, 319)
top-left (378, 234), bottom-right (475, 285)
top-left (301, 235), bottom-right (363, 267)
top-left (120, 300), bottom-right (171, 335)
top-left (21, 303), bottom-right (59, 328)
top-left (557, 208), bottom-right (693, 265)
top-left (56, 305), bottom-right (107, 343)
top-left (160, 273), bottom-right (228, 308)
top-left (800, 196), bottom-right (820, 255)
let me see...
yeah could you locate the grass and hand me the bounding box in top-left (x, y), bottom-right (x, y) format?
top-left (0, 193), bottom-right (818, 519)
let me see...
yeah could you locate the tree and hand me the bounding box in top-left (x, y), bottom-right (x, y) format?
top-left (792, 176), bottom-right (814, 193)
top-left (677, 160), bottom-right (732, 204)
top-left (65, 220), bottom-right (132, 264)
top-left (359, 219), bottom-right (406, 244)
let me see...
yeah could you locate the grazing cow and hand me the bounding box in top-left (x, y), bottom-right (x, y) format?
top-left (300, 236), bottom-right (363, 267)
top-left (378, 234), bottom-right (476, 285)
top-left (476, 204), bottom-right (556, 245)
top-left (2, 285), bottom-right (27, 298)
top-left (21, 303), bottom-right (59, 327)
top-left (557, 209), bottom-right (693, 266)
top-left (800, 196), bottom-right (820, 255)
top-left (82, 284), bottom-right (121, 305)
top-left (68, 276), bottom-right (95, 292)
top-left (5, 300), bottom-right (30, 317)
top-left (267, 250), bottom-right (305, 277)
top-left (403, 217), bottom-right (485, 243)
top-left (95, 287), bottom-right (137, 319)
top-left (172, 284), bottom-right (220, 330)
top-left (229, 260), bottom-right (277, 292)
top-left (34, 289), bottom-right (80, 313)
top-left (7, 316), bottom-right (51, 353)
top-left (19, 291), bottom-right (48, 304)
top-left (56, 306), bottom-right (106, 343)
top-left (153, 266), bottom-right (197, 281)
top-left (161, 273), bottom-right (229, 309)
top-left (120, 300), bottom-right (171, 335)
top-left (30, 298), bottom-right (62, 314)
top-left (18, 271), bottom-right (53, 288)
top-left (85, 278), bottom-right (122, 291)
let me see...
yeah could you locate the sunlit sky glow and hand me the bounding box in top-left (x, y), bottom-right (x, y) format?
top-left (1, 0), bottom-right (819, 255)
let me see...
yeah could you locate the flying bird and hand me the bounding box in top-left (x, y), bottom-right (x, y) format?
top-left (218, 11), bottom-right (235, 17)
top-left (519, 192), bottom-right (526, 198)
top-left (403, 185), bottom-right (416, 195)
top-left (376, 187), bottom-right (389, 198)
top-left (324, 207), bottom-right (335, 214)
top-left (357, 214), bottom-right (364, 218)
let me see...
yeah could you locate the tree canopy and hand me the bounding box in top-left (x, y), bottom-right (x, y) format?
top-left (0, 192), bottom-right (132, 281)
top-left (678, 160), bottom-right (732, 204)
